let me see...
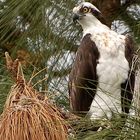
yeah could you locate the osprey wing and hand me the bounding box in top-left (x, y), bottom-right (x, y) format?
top-left (121, 35), bottom-right (135, 114)
top-left (68, 34), bottom-right (99, 114)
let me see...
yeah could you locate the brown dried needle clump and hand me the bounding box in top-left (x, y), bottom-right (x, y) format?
top-left (0, 52), bottom-right (68, 140)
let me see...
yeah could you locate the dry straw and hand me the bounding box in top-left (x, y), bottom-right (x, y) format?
top-left (0, 52), bottom-right (68, 140)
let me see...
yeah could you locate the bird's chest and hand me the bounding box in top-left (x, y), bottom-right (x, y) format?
top-left (91, 33), bottom-right (129, 91)
top-left (97, 56), bottom-right (129, 89)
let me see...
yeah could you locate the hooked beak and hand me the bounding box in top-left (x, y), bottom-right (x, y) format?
top-left (73, 13), bottom-right (85, 23)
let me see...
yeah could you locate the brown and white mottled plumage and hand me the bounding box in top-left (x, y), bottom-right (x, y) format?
top-left (69, 2), bottom-right (135, 119)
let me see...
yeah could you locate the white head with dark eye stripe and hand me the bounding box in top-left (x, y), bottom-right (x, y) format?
top-left (73, 2), bottom-right (106, 29)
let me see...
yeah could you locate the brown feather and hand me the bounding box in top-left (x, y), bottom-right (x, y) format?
top-left (69, 34), bottom-right (99, 115)
top-left (121, 35), bottom-right (135, 114)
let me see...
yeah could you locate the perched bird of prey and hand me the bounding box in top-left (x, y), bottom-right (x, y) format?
top-left (68, 2), bottom-right (135, 119)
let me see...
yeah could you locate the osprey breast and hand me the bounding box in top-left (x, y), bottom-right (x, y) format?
top-left (88, 31), bottom-right (130, 119)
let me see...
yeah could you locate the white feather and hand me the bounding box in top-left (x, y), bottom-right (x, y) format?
top-left (73, 2), bottom-right (129, 119)
top-left (85, 23), bottom-right (129, 120)
top-left (73, 2), bottom-right (130, 120)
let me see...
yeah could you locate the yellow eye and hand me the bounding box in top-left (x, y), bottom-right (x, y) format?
top-left (83, 7), bottom-right (91, 13)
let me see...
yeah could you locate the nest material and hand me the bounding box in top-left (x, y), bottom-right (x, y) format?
top-left (0, 52), bottom-right (68, 140)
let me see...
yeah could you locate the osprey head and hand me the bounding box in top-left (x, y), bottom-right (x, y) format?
top-left (73, 2), bottom-right (105, 27)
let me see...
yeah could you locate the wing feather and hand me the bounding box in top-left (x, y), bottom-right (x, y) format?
top-left (121, 35), bottom-right (135, 114)
top-left (68, 34), bottom-right (99, 114)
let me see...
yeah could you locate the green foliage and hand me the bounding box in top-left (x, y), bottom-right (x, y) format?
top-left (0, 0), bottom-right (140, 139)
top-left (0, 0), bottom-right (80, 112)
top-left (70, 113), bottom-right (140, 140)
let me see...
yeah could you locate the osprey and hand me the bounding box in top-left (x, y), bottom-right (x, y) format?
top-left (69, 2), bottom-right (135, 119)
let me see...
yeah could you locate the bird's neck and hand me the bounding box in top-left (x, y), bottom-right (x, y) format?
top-left (79, 18), bottom-right (110, 36)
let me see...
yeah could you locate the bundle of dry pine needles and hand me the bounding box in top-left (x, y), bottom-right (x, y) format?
top-left (0, 52), bottom-right (68, 140)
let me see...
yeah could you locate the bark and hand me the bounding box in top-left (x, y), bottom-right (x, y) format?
top-left (90, 0), bottom-right (120, 27)
top-left (90, 0), bottom-right (140, 28)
